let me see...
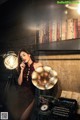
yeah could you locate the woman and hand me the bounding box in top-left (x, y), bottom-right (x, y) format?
top-left (17, 49), bottom-right (42, 120)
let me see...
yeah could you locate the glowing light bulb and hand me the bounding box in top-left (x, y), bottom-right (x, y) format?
top-left (64, 10), bottom-right (68, 14)
top-left (77, 4), bottom-right (80, 14)
top-left (65, 4), bottom-right (69, 7)
top-left (4, 52), bottom-right (18, 70)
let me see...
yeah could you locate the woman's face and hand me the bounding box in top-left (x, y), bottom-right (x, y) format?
top-left (20, 51), bottom-right (30, 63)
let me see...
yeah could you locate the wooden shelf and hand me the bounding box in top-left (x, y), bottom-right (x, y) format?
top-left (38, 39), bottom-right (80, 50)
top-left (34, 39), bottom-right (80, 55)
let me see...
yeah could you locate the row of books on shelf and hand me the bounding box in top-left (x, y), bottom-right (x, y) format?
top-left (39, 18), bottom-right (80, 43)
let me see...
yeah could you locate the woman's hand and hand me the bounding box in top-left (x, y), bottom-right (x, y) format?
top-left (18, 62), bottom-right (25, 85)
top-left (20, 62), bottom-right (26, 71)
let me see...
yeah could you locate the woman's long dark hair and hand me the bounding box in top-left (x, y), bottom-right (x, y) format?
top-left (17, 49), bottom-right (35, 73)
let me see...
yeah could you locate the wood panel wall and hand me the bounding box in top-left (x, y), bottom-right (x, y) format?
top-left (37, 54), bottom-right (80, 93)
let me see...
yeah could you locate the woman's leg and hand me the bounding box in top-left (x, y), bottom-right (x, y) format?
top-left (20, 99), bottom-right (35, 120)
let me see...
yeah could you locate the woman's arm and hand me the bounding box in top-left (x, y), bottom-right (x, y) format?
top-left (18, 69), bottom-right (24, 85)
top-left (18, 62), bottom-right (25, 85)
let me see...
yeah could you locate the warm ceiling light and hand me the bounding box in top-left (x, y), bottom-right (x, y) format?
top-left (65, 4), bottom-right (77, 10)
top-left (65, 4), bottom-right (69, 7)
top-left (64, 10), bottom-right (68, 14)
top-left (4, 51), bottom-right (18, 70)
top-left (65, 2), bottom-right (80, 15)
top-left (77, 4), bottom-right (80, 14)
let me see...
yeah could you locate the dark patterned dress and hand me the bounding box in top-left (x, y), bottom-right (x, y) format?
top-left (5, 62), bottom-right (35, 120)
top-left (17, 62), bottom-right (35, 118)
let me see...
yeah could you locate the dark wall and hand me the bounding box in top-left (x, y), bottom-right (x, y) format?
top-left (0, 0), bottom-right (40, 54)
top-left (0, 0), bottom-right (66, 54)
top-left (0, 25), bottom-right (36, 53)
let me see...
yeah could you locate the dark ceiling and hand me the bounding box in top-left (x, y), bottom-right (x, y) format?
top-left (0, 0), bottom-right (8, 4)
top-left (0, 0), bottom-right (66, 54)
top-left (0, 0), bottom-right (60, 27)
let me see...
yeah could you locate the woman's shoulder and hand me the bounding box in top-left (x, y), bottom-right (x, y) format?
top-left (33, 62), bottom-right (42, 69)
